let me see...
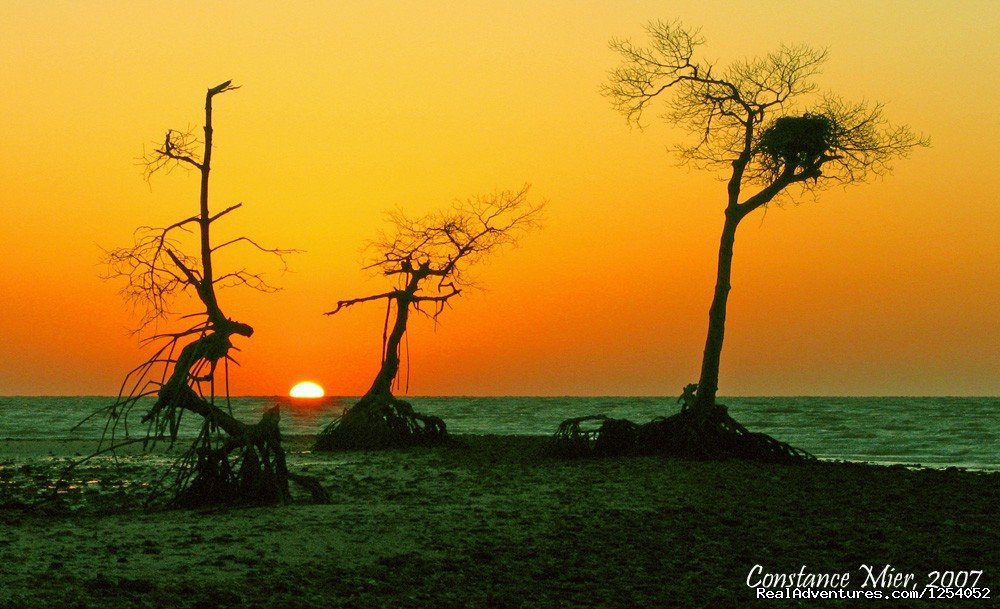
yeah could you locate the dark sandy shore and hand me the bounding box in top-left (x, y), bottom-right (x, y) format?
top-left (1, 435), bottom-right (997, 608)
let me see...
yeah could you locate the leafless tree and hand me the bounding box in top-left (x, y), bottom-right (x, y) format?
top-left (555, 20), bottom-right (927, 460)
top-left (314, 185), bottom-right (543, 450)
top-left (90, 81), bottom-right (325, 505)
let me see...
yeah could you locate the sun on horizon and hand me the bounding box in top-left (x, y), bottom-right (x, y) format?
top-left (289, 381), bottom-right (325, 399)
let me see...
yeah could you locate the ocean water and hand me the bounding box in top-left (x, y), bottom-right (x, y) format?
top-left (0, 396), bottom-right (996, 471)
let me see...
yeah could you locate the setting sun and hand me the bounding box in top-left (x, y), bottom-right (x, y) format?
top-left (289, 381), bottom-right (325, 399)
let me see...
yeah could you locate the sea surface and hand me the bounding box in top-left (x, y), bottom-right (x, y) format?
top-left (0, 396), bottom-right (996, 470)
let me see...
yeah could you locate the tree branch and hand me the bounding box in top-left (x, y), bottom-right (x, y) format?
top-left (208, 203), bottom-right (243, 223)
top-left (325, 291), bottom-right (401, 316)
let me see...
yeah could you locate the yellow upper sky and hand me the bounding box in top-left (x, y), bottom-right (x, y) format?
top-left (2, 1), bottom-right (997, 396)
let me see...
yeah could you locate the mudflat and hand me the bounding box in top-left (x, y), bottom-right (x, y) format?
top-left (1, 435), bottom-right (996, 608)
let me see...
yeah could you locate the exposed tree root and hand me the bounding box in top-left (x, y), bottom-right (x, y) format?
top-left (79, 367), bottom-right (330, 508)
top-left (167, 403), bottom-right (329, 508)
top-left (82, 330), bottom-right (333, 508)
top-left (548, 405), bottom-right (815, 464)
top-left (313, 393), bottom-right (448, 450)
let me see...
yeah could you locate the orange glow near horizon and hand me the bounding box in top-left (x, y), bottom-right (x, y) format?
top-left (1, 1), bottom-right (998, 397)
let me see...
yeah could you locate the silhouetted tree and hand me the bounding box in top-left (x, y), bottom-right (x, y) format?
top-left (315, 186), bottom-right (543, 450)
top-left (552, 20), bottom-right (926, 460)
top-left (607, 21), bottom-right (928, 411)
top-left (91, 81), bottom-right (326, 506)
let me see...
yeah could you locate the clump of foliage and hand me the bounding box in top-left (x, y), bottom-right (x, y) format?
top-left (757, 114), bottom-right (836, 179)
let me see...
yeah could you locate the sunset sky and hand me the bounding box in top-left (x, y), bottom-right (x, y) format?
top-left (2, 1), bottom-right (997, 397)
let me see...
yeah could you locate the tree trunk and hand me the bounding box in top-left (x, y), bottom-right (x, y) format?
top-left (694, 210), bottom-right (741, 410)
top-left (199, 85), bottom-right (227, 327)
top-left (315, 290), bottom-right (449, 450)
top-left (365, 294), bottom-right (410, 398)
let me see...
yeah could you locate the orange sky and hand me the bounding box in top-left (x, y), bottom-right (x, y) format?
top-left (2, 1), bottom-right (997, 396)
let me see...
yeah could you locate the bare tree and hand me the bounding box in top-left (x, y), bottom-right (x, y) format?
top-left (561, 20), bottom-right (927, 460)
top-left (90, 81), bottom-right (325, 505)
top-left (314, 185), bottom-right (543, 450)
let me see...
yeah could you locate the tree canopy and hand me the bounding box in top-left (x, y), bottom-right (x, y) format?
top-left (328, 185), bottom-right (543, 321)
top-left (605, 20), bottom-right (926, 209)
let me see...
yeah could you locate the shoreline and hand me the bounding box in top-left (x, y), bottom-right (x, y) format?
top-left (2, 432), bottom-right (997, 472)
top-left (4, 395), bottom-right (997, 473)
top-left (2, 435), bottom-right (997, 607)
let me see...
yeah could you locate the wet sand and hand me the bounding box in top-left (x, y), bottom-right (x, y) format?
top-left (1, 435), bottom-right (997, 608)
